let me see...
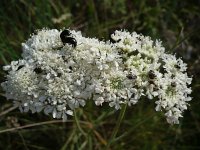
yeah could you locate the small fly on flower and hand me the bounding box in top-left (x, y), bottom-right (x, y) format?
top-left (148, 70), bottom-right (156, 85)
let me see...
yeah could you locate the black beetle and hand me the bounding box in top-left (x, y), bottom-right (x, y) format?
top-left (60, 29), bottom-right (77, 48)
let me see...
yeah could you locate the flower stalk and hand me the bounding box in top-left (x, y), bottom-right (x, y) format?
top-left (74, 109), bottom-right (87, 136)
top-left (106, 103), bottom-right (128, 149)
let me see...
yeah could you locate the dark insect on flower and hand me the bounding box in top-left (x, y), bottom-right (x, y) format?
top-left (174, 64), bottom-right (181, 69)
top-left (127, 50), bottom-right (139, 57)
top-left (64, 37), bottom-right (77, 48)
top-left (60, 29), bottom-right (77, 48)
top-left (159, 66), bottom-right (167, 74)
top-left (171, 82), bottom-right (177, 87)
top-left (148, 70), bottom-right (156, 79)
top-left (17, 65), bottom-right (24, 71)
top-left (148, 80), bottom-right (154, 85)
top-left (61, 56), bottom-right (68, 63)
top-left (126, 74), bottom-right (137, 80)
top-left (109, 34), bottom-right (121, 43)
top-left (131, 93), bottom-right (135, 98)
top-left (57, 72), bottom-right (62, 77)
top-left (60, 29), bottom-right (71, 37)
top-left (34, 67), bottom-right (43, 74)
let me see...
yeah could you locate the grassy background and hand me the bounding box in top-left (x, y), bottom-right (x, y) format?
top-left (0, 0), bottom-right (200, 149)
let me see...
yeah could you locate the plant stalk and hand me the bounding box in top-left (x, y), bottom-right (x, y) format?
top-left (106, 103), bottom-right (128, 149)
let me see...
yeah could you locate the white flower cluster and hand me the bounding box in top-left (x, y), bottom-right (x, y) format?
top-left (1, 29), bottom-right (192, 124)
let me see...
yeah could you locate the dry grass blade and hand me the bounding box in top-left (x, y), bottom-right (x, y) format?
top-left (0, 105), bottom-right (18, 117)
top-left (0, 120), bottom-right (92, 134)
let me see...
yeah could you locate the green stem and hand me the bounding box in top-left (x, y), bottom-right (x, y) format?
top-left (74, 109), bottom-right (87, 136)
top-left (106, 103), bottom-right (128, 149)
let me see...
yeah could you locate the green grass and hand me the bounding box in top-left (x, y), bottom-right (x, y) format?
top-left (0, 0), bottom-right (200, 149)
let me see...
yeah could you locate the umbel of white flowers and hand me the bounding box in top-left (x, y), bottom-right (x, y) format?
top-left (1, 29), bottom-right (192, 124)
